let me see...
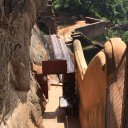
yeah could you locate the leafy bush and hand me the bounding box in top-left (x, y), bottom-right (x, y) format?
top-left (106, 29), bottom-right (128, 43)
top-left (53, 0), bottom-right (128, 24)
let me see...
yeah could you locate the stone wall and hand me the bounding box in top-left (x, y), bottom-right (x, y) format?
top-left (75, 21), bottom-right (106, 39)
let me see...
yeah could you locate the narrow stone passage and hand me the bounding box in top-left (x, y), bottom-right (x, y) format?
top-left (43, 82), bottom-right (80, 128)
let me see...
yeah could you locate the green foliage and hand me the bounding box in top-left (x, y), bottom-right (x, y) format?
top-left (122, 31), bottom-right (128, 43)
top-left (53, 0), bottom-right (82, 13)
top-left (53, 0), bottom-right (128, 44)
top-left (106, 29), bottom-right (128, 43)
top-left (53, 0), bottom-right (128, 24)
top-left (93, 34), bottom-right (107, 42)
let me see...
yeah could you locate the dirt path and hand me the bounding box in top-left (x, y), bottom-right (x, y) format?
top-left (43, 84), bottom-right (81, 128)
top-left (57, 20), bottom-right (88, 42)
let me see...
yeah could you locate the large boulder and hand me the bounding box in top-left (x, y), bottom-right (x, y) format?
top-left (30, 24), bottom-right (49, 65)
top-left (0, 0), bottom-right (46, 127)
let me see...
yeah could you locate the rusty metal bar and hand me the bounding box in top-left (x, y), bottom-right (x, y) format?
top-left (42, 60), bottom-right (67, 74)
top-left (35, 74), bottom-right (48, 99)
top-left (62, 72), bottom-right (75, 98)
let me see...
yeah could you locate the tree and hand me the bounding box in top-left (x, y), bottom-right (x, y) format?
top-left (53, 0), bottom-right (128, 24)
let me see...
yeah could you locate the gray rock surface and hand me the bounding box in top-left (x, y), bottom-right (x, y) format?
top-left (30, 24), bottom-right (49, 65)
top-left (0, 0), bottom-right (47, 127)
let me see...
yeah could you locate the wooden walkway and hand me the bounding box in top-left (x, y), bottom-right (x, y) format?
top-left (43, 84), bottom-right (80, 128)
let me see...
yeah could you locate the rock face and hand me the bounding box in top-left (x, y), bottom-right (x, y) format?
top-left (0, 0), bottom-right (46, 127)
top-left (30, 24), bottom-right (49, 65)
